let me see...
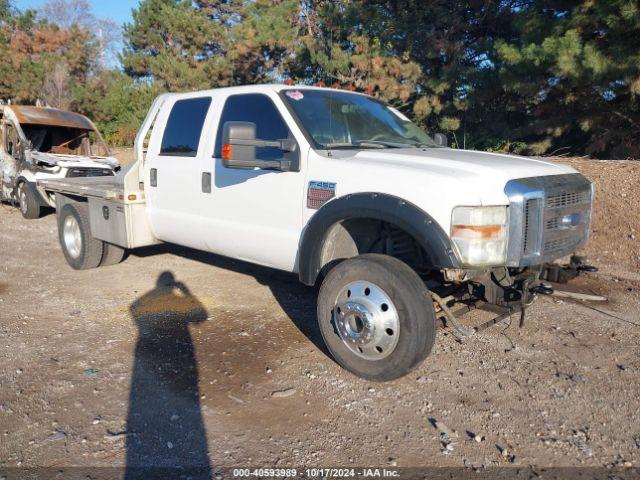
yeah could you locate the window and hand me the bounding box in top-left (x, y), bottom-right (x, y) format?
top-left (215, 94), bottom-right (291, 161)
top-left (5, 124), bottom-right (19, 157)
top-left (281, 89), bottom-right (436, 149)
top-left (160, 97), bottom-right (212, 157)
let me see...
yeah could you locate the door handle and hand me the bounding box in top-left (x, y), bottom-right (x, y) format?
top-left (202, 172), bottom-right (211, 193)
top-left (150, 168), bottom-right (157, 187)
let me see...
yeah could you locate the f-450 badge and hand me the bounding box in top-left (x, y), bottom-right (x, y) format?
top-left (307, 181), bottom-right (336, 209)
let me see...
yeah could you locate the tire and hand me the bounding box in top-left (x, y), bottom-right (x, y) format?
top-left (57, 202), bottom-right (104, 270)
top-left (18, 183), bottom-right (41, 219)
top-left (100, 242), bottom-right (126, 267)
top-left (317, 254), bottom-right (436, 381)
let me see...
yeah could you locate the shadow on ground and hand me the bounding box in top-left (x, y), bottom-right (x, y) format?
top-left (122, 246), bottom-right (330, 477)
top-left (125, 271), bottom-right (212, 479)
top-left (131, 243), bottom-right (328, 358)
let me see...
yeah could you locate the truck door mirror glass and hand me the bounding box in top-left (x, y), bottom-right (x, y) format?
top-left (221, 121), bottom-right (295, 171)
top-left (433, 133), bottom-right (448, 147)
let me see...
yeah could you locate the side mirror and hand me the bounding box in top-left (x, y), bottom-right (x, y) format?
top-left (221, 121), bottom-right (296, 171)
top-left (433, 133), bottom-right (448, 147)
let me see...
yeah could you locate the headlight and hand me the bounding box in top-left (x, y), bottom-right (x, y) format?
top-left (450, 206), bottom-right (508, 266)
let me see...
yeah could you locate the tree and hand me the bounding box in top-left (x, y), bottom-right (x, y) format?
top-left (0, 0), bottom-right (13, 22)
top-left (122, 0), bottom-right (238, 90)
top-left (487, 0), bottom-right (640, 158)
top-left (74, 70), bottom-right (165, 145)
top-left (42, 62), bottom-right (71, 109)
top-left (0, 9), bottom-right (98, 104)
top-left (38, 0), bottom-right (122, 67)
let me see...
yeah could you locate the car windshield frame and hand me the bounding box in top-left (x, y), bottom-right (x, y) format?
top-left (279, 88), bottom-right (437, 150)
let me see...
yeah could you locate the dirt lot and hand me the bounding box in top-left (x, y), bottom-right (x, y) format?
top-left (1, 156), bottom-right (639, 475)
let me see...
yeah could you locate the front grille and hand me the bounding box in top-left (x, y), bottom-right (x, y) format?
top-left (541, 187), bottom-right (591, 255)
top-left (523, 198), bottom-right (541, 255)
top-left (506, 173), bottom-right (593, 267)
top-left (67, 167), bottom-right (114, 178)
top-left (544, 236), bottom-right (583, 253)
top-left (546, 190), bottom-right (590, 209)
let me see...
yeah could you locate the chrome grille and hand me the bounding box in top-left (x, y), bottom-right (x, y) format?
top-left (505, 173), bottom-right (593, 267)
top-left (546, 190), bottom-right (590, 209)
top-left (544, 236), bottom-right (583, 254)
top-left (67, 167), bottom-right (114, 178)
top-left (523, 198), bottom-right (541, 255)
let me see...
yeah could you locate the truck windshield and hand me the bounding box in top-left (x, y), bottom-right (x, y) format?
top-left (282, 89), bottom-right (436, 149)
top-left (21, 124), bottom-right (110, 157)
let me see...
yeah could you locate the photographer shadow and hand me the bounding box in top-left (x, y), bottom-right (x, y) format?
top-left (125, 271), bottom-right (211, 479)
top-left (132, 244), bottom-right (328, 359)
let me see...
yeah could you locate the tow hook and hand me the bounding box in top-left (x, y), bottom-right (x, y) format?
top-left (530, 283), bottom-right (554, 296)
top-left (577, 264), bottom-right (598, 273)
top-left (541, 255), bottom-right (598, 283)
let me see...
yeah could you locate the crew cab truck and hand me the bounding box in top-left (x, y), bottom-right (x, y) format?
top-left (0, 104), bottom-right (119, 219)
top-left (40, 85), bottom-right (594, 381)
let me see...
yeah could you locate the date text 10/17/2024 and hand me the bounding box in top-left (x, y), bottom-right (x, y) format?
top-left (233, 468), bottom-right (401, 478)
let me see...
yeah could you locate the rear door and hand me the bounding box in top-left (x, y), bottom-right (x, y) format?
top-left (145, 96), bottom-right (213, 249)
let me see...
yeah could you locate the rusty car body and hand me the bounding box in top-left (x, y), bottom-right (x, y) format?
top-left (0, 104), bottom-right (119, 218)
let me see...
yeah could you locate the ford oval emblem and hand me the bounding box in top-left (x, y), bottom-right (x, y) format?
top-left (560, 213), bottom-right (581, 228)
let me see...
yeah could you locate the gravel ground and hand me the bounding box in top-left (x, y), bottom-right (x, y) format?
top-left (0, 158), bottom-right (639, 475)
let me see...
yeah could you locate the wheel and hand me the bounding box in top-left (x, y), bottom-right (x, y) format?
top-left (317, 254), bottom-right (436, 381)
top-left (57, 203), bottom-right (104, 270)
top-left (18, 183), bottom-right (41, 219)
top-left (100, 242), bottom-right (126, 267)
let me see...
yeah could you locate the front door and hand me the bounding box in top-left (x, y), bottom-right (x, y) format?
top-left (204, 92), bottom-right (306, 271)
top-left (0, 122), bottom-right (20, 199)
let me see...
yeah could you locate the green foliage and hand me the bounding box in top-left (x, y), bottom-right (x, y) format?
top-left (73, 71), bottom-right (165, 146)
top-left (486, 0), bottom-right (640, 158)
top-left (1, 0), bottom-right (638, 158)
top-left (122, 0), bottom-right (237, 90)
top-left (0, 5), bottom-right (98, 104)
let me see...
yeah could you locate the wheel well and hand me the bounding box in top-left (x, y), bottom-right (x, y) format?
top-left (319, 218), bottom-right (432, 277)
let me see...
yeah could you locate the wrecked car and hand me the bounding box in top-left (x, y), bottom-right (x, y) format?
top-left (0, 104), bottom-right (119, 218)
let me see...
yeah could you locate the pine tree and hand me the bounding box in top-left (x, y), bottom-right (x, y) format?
top-left (487, 0), bottom-right (640, 158)
top-left (122, 0), bottom-right (237, 90)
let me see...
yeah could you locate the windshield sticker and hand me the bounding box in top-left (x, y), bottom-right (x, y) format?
top-left (388, 107), bottom-right (410, 122)
top-left (286, 90), bottom-right (304, 101)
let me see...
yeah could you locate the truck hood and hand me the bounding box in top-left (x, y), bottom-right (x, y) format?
top-left (29, 151), bottom-right (120, 170)
top-left (346, 147), bottom-right (575, 183)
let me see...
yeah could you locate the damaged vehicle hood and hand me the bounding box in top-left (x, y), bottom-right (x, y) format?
top-left (29, 151), bottom-right (119, 170)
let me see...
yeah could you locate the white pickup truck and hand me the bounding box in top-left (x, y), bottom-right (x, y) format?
top-left (40, 85), bottom-right (593, 381)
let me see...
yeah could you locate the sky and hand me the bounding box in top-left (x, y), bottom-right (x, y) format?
top-left (14, 0), bottom-right (139, 26)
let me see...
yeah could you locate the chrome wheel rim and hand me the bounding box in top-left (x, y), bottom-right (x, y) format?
top-left (63, 215), bottom-right (82, 259)
top-left (333, 281), bottom-right (400, 360)
top-left (19, 189), bottom-right (27, 214)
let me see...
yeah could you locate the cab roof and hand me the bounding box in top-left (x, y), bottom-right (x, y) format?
top-left (157, 84), bottom-right (367, 100)
top-left (6, 105), bottom-right (94, 130)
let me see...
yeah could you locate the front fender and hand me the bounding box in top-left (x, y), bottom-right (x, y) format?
top-left (297, 192), bottom-right (460, 286)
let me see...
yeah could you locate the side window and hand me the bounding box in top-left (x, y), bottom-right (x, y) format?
top-left (5, 124), bottom-right (18, 157)
top-left (215, 94), bottom-right (291, 161)
top-left (160, 97), bottom-right (211, 157)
